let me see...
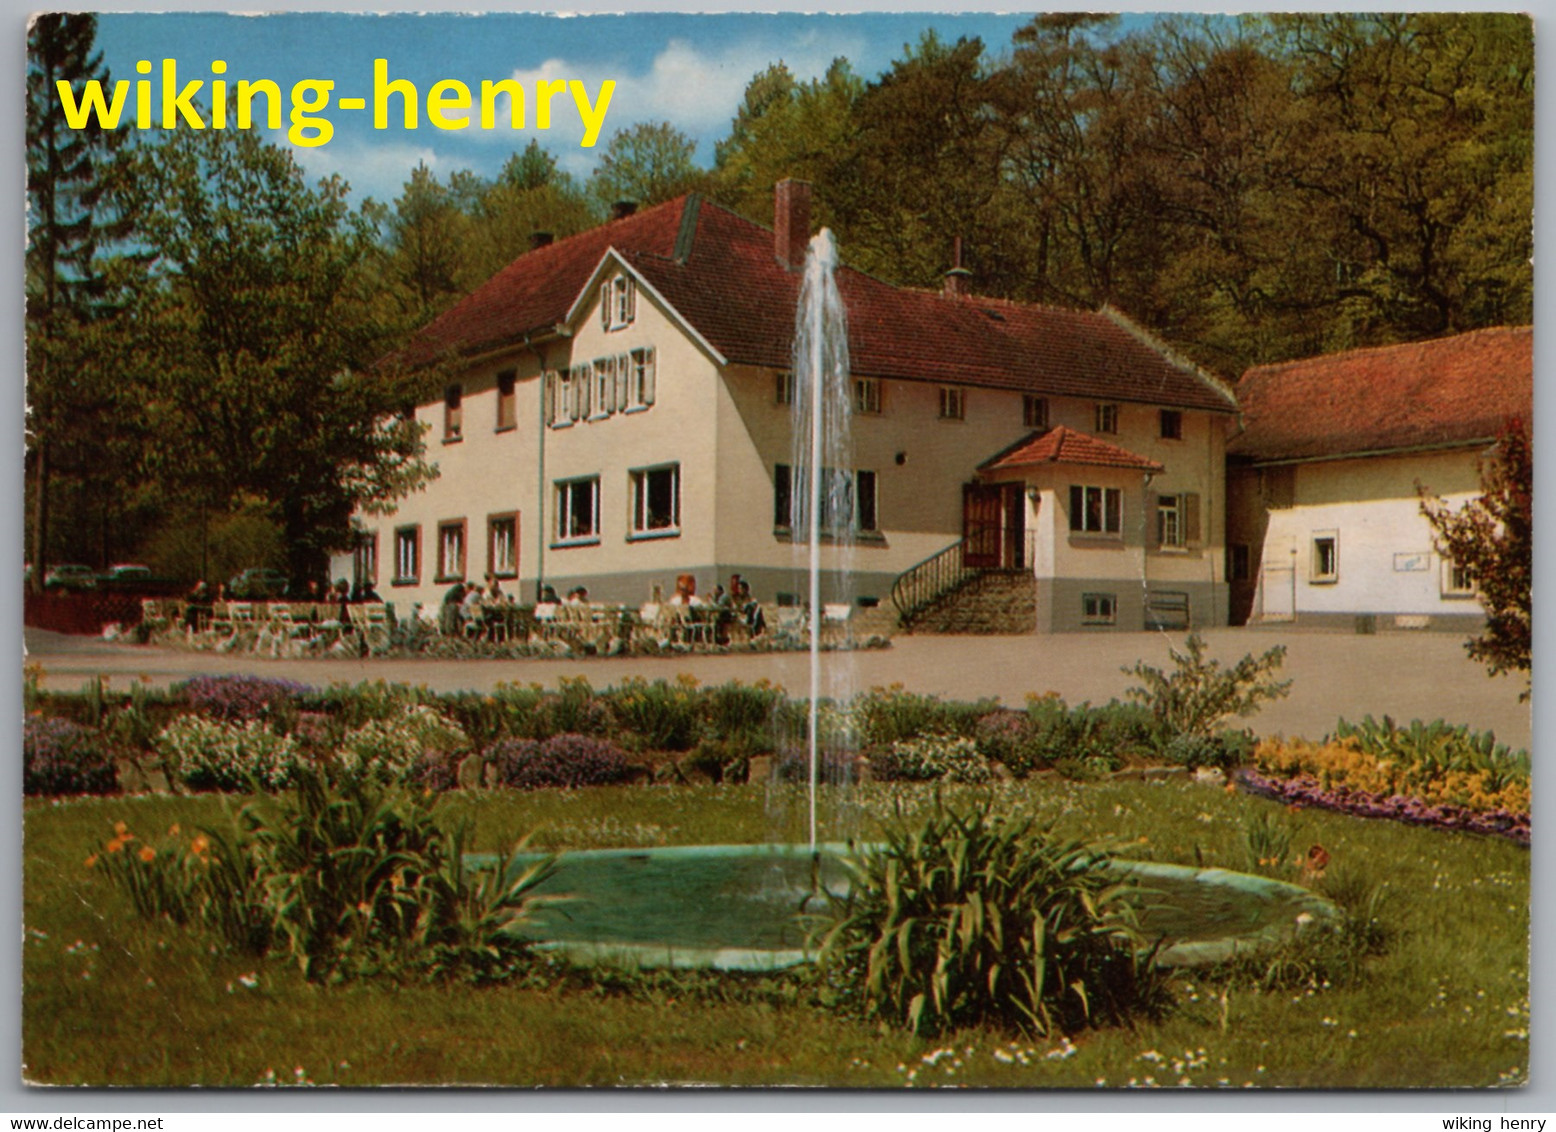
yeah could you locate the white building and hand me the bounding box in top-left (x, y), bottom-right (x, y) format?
top-left (1225, 327), bottom-right (1531, 629)
top-left (335, 181), bottom-right (1239, 632)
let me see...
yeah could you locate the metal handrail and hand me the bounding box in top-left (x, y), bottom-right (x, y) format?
top-left (890, 526), bottom-right (1036, 629)
top-left (890, 537), bottom-right (976, 627)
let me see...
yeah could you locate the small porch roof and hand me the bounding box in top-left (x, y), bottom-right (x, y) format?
top-left (979, 426), bottom-right (1164, 475)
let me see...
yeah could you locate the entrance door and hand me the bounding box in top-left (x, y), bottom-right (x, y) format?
top-left (962, 483), bottom-right (1025, 569)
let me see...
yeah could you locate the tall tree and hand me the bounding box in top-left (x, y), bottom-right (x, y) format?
top-left (831, 34), bottom-right (1017, 290)
top-left (385, 161), bottom-right (469, 324)
top-left (117, 128), bottom-right (433, 585)
top-left (589, 121), bottom-right (706, 210)
top-left (25, 14), bottom-right (134, 582)
top-left (710, 59), bottom-right (863, 229)
top-left (1420, 419), bottom-right (1532, 698)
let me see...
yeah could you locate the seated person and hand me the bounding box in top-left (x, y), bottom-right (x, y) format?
top-left (460, 581), bottom-right (486, 632)
top-left (564, 585), bottom-right (589, 606)
top-left (439, 581), bottom-right (465, 635)
top-left (736, 580), bottom-right (765, 636)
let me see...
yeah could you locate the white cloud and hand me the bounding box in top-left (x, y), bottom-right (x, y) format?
top-left (280, 133), bottom-right (445, 204)
top-left (478, 34), bottom-right (863, 150)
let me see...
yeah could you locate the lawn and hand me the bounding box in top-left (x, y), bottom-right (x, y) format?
top-left (23, 777), bottom-right (1529, 1088)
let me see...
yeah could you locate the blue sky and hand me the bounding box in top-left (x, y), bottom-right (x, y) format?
top-left (92, 12), bottom-right (1157, 206)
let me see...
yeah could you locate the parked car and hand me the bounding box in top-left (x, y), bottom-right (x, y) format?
top-left (228, 567), bottom-right (290, 600)
top-left (42, 564), bottom-right (97, 592)
top-left (97, 564), bottom-right (180, 594)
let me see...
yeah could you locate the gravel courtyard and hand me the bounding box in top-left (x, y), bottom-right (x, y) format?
top-left (23, 625), bottom-right (1529, 750)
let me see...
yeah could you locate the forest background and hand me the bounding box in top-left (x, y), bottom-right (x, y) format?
top-left (24, 12), bottom-right (1533, 589)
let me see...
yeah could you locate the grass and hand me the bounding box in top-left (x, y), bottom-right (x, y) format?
top-left (23, 778), bottom-right (1529, 1088)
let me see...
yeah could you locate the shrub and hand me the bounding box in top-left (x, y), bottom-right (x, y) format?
top-left (1332, 715), bottom-right (1529, 790)
top-left (487, 733), bottom-right (635, 790)
top-left (702, 680), bottom-right (783, 752)
top-left (24, 716), bottom-right (117, 796)
top-left (179, 675), bottom-right (313, 724)
top-left (1161, 729), bottom-right (1251, 771)
top-left (974, 709), bottom-right (1043, 776)
top-left (1021, 696), bottom-right (1156, 775)
top-left (1124, 634), bottom-right (1291, 740)
top-left (872, 732), bottom-right (992, 783)
top-left (154, 715), bottom-right (301, 792)
top-left (535, 677), bottom-right (614, 738)
top-left (92, 766), bottom-right (558, 981)
top-left (336, 705), bottom-right (470, 787)
top-left (853, 685), bottom-right (990, 747)
top-left (607, 676), bottom-right (704, 752)
top-left (815, 802), bottom-right (1163, 1036)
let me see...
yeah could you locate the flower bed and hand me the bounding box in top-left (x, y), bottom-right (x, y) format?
top-left (1236, 767), bottom-right (1529, 845)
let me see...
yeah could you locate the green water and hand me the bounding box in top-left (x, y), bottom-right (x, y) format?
top-left (503, 845), bottom-right (1339, 970)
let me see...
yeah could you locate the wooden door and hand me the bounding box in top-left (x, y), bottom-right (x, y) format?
top-left (962, 484), bottom-right (1005, 568)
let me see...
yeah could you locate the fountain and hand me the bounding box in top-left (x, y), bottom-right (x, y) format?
top-left (490, 223), bottom-right (1341, 974)
top-left (789, 228), bottom-right (855, 850)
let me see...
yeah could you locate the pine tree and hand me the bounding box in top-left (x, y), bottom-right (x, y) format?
top-left (25, 14), bottom-right (131, 583)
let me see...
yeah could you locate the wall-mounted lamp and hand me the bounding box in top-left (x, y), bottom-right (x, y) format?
top-left (894, 451), bottom-right (907, 466)
top-left (1026, 486), bottom-right (1041, 504)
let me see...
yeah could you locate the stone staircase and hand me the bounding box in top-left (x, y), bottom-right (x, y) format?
top-left (902, 572), bottom-right (1036, 635)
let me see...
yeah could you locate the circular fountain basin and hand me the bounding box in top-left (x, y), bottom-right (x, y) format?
top-left (497, 844), bottom-right (1340, 972)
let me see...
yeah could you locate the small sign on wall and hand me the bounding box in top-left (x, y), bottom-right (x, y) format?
top-left (1393, 552), bottom-right (1431, 572)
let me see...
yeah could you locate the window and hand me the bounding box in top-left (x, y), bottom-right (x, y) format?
top-left (774, 464), bottom-right (791, 529)
top-left (1311, 533), bottom-right (1338, 583)
top-left (393, 525), bottom-right (420, 585)
top-left (1023, 395), bottom-right (1049, 430)
top-left (573, 363), bottom-right (592, 420)
top-left (856, 470), bottom-right (878, 532)
top-left (602, 274), bottom-right (636, 331)
top-left (1153, 492), bottom-right (1200, 549)
top-left (627, 347), bottom-right (656, 409)
top-left (774, 463), bottom-right (877, 535)
top-left (775, 371), bottom-right (793, 406)
top-left (496, 371), bottom-right (517, 431)
top-left (593, 356), bottom-right (616, 418)
top-left (630, 464), bottom-right (680, 537)
top-left (489, 514), bottom-right (518, 578)
top-left (1069, 484), bottom-right (1122, 535)
top-left (1095, 403), bottom-right (1119, 434)
top-left (352, 530), bottom-right (379, 589)
top-left (1082, 593), bottom-right (1117, 625)
top-left (1443, 558), bottom-right (1475, 597)
top-left (555, 477), bottom-right (601, 543)
top-left (444, 384), bottom-right (463, 441)
top-left (436, 520), bottom-right (466, 581)
top-left (938, 387), bottom-right (966, 420)
top-left (1229, 543), bottom-right (1251, 582)
top-left (546, 370), bottom-right (574, 428)
top-left (1157, 494), bottom-right (1184, 548)
top-left (1159, 409), bottom-right (1183, 440)
top-left (854, 378), bottom-right (882, 415)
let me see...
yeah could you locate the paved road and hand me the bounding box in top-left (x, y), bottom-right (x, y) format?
top-left (23, 625), bottom-right (1530, 749)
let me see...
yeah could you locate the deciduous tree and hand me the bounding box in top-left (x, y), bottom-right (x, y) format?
top-left (1420, 419), bottom-right (1532, 697)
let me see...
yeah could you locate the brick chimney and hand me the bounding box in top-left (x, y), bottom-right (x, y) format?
top-left (774, 178), bottom-right (812, 269)
top-left (943, 236), bottom-right (972, 298)
top-left (529, 231), bottom-right (554, 250)
top-left (611, 200), bottom-right (638, 221)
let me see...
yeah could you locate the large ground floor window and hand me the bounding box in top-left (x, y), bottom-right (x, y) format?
top-left (630, 464), bottom-right (680, 537)
top-left (555, 477), bottom-right (601, 544)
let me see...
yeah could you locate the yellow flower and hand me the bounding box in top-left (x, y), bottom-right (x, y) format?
top-left (84, 855), bottom-right (98, 869)
top-left (139, 846), bottom-right (157, 863)
top-left (168, 823), bottom-right (181, 836)
top-left (113, 821), bottom-right (129, 837)
top-left (106, 837), bottom-right (126, 854)
top-left (190, 835), bottom-right (210, 856)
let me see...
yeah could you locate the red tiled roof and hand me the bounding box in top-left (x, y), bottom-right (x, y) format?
top-left (395, 194), bottom-right (1237, 413)
top-left (980, 425), bottom-right (1164, 473)
top-left (1228, 327), bottom-right (1532, 463)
